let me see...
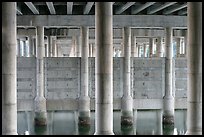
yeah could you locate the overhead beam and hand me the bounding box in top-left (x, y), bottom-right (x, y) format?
top-left (178, 9), bottom-right (187, 15)
top-left (16, 7), bottom-right (23, 15)
top-left (148, 2), bottom-right (177, 14)
top-left (83, 2), bottom-right (94, 14)
top-left (46, 2), bottom-right (56, 14)
top-left (163, 3), bottom-right (187, 15)
top-left (67, 2), bottom-right (73, 14)
top-left (132, 2), bottom-right (156, 14)
top-left (17, 15), bottom-right (187, 28)
top-left (24, 2), bottom-right (39, 14)
top-left (115, 2), bottom-right (135, 14)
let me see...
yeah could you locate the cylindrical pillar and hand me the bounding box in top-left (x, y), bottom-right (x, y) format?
top-left (33, 37), bottom-right (37, 57)
top-left (48, 36), bottom-right (52, 57)
top-left (95, 2), bottom-right (114, 135)
top-left (163, 27), bottom-right (174, 125)
top-left (52, 36), bottom-right (57, 57)
top-left (34, 26), bottom-right (47, 126)
top-left (17, 39), bottom-right (21, 57)
top-left (28, 35), bottom-right (33, 57)
top-left (76, 35), bottom-right (82, 57)
top-left (138, 45), bottom-right (140, 57)
top-left (176, 37), bottom-right (181, 58)
top-left (149, 38), bottom-right (153, 57)
top-left (78, 26), bottom-right (90, 127)
top-left (185, 2), bottom-right (202, 135)
top-left (23, 40), bottom-right (27, 57)
top-left (92, 44), bottom-right (96, 57)
top-left (156, 37), bottom-right (163, 57)
top-left (131, 35), bottom-right (136, 57)
top-left (2, 2), bottom-right (17, 135)
top-left (143, 43), bottom-right (147, 57)
top-left (89, 43), bottom-right (93, 57)
top-left (121, 27), bottom-right (133, 126)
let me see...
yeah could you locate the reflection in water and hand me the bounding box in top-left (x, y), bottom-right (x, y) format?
top-left (163, 124), bottom-right (174, 135)
top-left (17, 110), bottom-right (186, 135)
top-left (121, 125), bottom-right (134, 135)
top-left (34, 125), bottom-right (48, 135)
top-left (78, 125), bottom-right (91, 135)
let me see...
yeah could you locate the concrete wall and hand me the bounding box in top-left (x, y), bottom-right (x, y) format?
top-left (17, 57), bottom-right (36, 99)
top-left (174, 58), bottom-right (187, 98)
top-left (17, 57), bottom-right (187, 111)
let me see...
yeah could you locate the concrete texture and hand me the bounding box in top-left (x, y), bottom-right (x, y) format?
top-left (34, 26), bottom-right (47, 126)
top-left (163, 27), bottom-right (175, 125)
top-left (78, 26), bottom-right (90, 126)
top-left (2, 2), bottom-right (17, 135)
top-left (121, 27), bottom-right (133, 126)
top-left (94, 2), bottom-right (114, 135)
top-left (185, 2), bottom-right (202, 135)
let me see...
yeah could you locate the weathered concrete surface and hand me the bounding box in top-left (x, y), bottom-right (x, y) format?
top-left (185, 2), bottom-right (202, 135)
top-left (2, 2), bottom-right (17, 135)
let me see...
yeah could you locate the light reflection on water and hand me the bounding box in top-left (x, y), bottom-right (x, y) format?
top-left (17, 109), bottom-right (187, 135)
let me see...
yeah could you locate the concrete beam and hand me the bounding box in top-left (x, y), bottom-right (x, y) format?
top-left (67, 2), bottom-right (73, 14)
top-left (163, 3), bottom-right (187, 15)
top-left (147, 2), bottom-right (177, 14)
top-left (24, 2), bottom-right (39, 15)
top-left (83, 2), bottom-right (94, 14)
top-left (16, 7), bottom-right (23, 15)
top-left (17, 15), bottom-right (187, 28)
top-left (115, 2), bottom-right (135, 14)
top-left (46, 2), bottom-right (56, 15)
top-left (132, 2), bottom-right (156, 14)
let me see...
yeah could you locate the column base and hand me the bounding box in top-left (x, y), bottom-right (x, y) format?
top-left (121, 124), bottom-right (134, 135)
top-left (121, 111), bottom-right (133, 126)
top-left (34, 112), bottom-right (47, 126)
top-left (185, 130), bottom-right (202, 135)
top-left (162, 115), bottom-right (174, 125)
top-left (78, 111), bottom-right (90, 126)
top-left (34, 125), bottom-right (47, 135)
top-left (121, 116), bottom-right (133, 126)
top-left (2, 132), bottom-right (18, 135)
top-left (78, 116), bottom-right (91, 126)
top-left (163, 124), bottom-right (174, 135)
top-left (78, 124), bottom-right (91, 135)
top-left (94, 131), bottom-right (114, 135)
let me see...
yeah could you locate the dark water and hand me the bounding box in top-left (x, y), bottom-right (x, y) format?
top-left (17, 109), bottom-right (187, 135)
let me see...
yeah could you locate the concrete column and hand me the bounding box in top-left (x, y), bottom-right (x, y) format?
top-left (76, 35), bottom-right (82, 57)
top-left (143, 43), bottom-right (147, 57)
top-left (95, 2), bottom-right (114, 135)
top-left (28, 35), bottom-right (33, 57)
top-left (92, 44), bottom-right (96, 57)
top-left (163, 27), bottom-right (174, 125)
top-left (176, 37), bottom-right (181, 58)
top-left (23, 40), bottom-right (27, 57)
top-left (89, 43), bottom-right (93, 57)
top-left (48, 36), bottom-right (52, 57)
top-left (2, 2), bottom-right (17, 135)
top-left (52, 36), bottom-right (57, 57)
top-left (17, 39), bottom-right (21, 57)
top-left (69, 36), bottom-right (75, 57)
top-left (131, 35), bottom-right (136, 57)
top-left (184, 30), bottom-right (187, 57)
top-left (44, 44), bottom-right (48, 57)
top-left (156, 37), bottom-right (163, 57)
top-left (121, 27), bottom-right (133, 126)
top-left (34, 26), bottom-right (47, 126)
top-left (78, 26), bottom-right (90, 127)
top-left (185, 2), bottom-right (202, 135)
top-left (138, 45), bottom-right (140, 57)
top-left (149, 38), bottom-right (153, 57)
top-left (33, 37), bottom-right (37, 57)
